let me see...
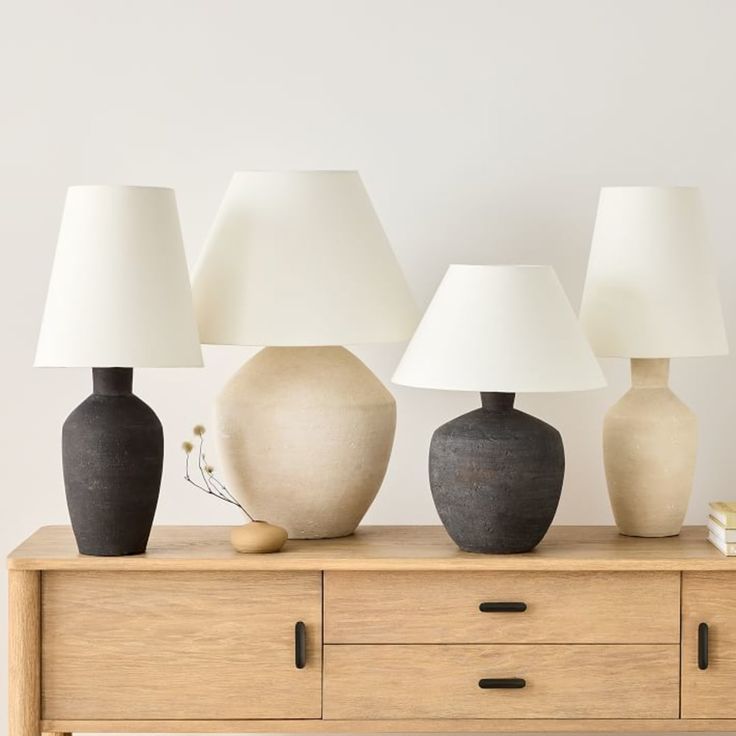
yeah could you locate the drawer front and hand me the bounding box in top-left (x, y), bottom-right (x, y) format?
top-left (325, 571), bottom-right (680, 643)
top-left (324, 644), bottom-right (679, 719)
top-left (682, 572), bottom-right (736, 718)
top-left (42, 571), bottom-right (322, 720)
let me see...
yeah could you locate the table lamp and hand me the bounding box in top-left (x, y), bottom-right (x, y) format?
top-left (35, 185), bottom-right (203, 556)
top-left (580, 186), bottom-right (728, 537)
top-left (192, 171), bottom-right (418, 539)
top-left (392, 265), bottom-right (604, 553)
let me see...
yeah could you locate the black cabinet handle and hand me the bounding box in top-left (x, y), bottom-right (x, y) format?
top-left (295, 621), bottom-right (307, 669)
top-left (479, 677), bottom-right (526, 689)
top-left (479, 602), bottom-right (527, 613)
top-left (698, 622), bottom-right (709, 670)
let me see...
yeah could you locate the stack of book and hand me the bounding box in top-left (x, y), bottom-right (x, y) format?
top-left (708, 502), bottom-right (736, 556)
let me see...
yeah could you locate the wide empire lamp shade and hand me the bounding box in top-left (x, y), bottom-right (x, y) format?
top-left (193, 170), bottom-right (417, 346)
top-left (191, 171), bottom-right (418, 539)
top-left (35, 185), bottom-right (202, 556)
top-left (393, 264), bottom-right (605, 392)
top-left (35, 186), bottom-right (202, 368)
top-left (580, 186), bottom-right (728, 538)
top-left (394, 265), bottom-right (604, 554)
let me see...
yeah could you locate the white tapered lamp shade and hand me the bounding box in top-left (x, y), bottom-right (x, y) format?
top-left (35, 185), bottom-right (202, 557)
top-left (393, 265), bottom-right (605, 393)
top-left (36, 186), bottom-right (202, 367)
top-left (392, 265), bottom-right (604, 555)
top-left (193, 171), bottom-right (417, 346)
top-left (580, 187), bottom-right (727, 358)
top-left (580, 186), bottom-right (729, 538)
top-left (191, 171), bottom-right (418, 539)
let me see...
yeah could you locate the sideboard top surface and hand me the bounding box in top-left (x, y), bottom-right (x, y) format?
top-left (8, 524), bottom-right (736, 571)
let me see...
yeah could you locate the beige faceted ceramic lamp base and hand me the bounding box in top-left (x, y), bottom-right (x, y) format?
top-left (604, 359), bottom-right (697, 537)
top-left (192, 171), bottom-right (417, 539)
top-left (582, 187), bottom-right (728, 538)
top-left (215, 346), bottom-right (396, 539)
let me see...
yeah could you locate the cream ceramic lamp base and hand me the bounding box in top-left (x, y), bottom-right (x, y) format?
top-left (603, 358), bottom-right (697, 537)
top-left (214, 346), bottom-right (396, 539)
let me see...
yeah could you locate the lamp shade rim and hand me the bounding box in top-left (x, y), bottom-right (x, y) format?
top-left (66, 184), bottom-right (174, 193)
top-left (392, 378), bottom-right (608, 393)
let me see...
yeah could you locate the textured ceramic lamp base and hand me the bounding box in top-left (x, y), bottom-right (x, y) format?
top-left (214, 346), bottom-right (396, 539)
top-left (62, 368), bottom-right (163, 556)
top-left (429, 393), bottom-right (565, 554)
top-left (604, 358), bottom-right (697, 538)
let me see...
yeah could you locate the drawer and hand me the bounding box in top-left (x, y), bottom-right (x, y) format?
top-left (323, 644), bottom-right (679, 719)
top-left (324, 571), bottom-right (679, 643)
top-left (41, 571), bottom-right (322, 720)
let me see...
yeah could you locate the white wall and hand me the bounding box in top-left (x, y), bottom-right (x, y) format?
top-left (2, 0), bottom-right (735, 732)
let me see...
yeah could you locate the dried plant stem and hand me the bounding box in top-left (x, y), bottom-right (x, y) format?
top-left (183, 435), bottom-right (254, 522)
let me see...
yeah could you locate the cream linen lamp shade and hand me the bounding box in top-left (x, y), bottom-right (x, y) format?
top-left (192, 170), bottom-right (418, 346)
top-left (393, 264), bottom-right (605, 393)
top-left (35, 185), bottom-right (202, 367)
top-left (580, 186), bottom-right (728, 539)
top-left (191, 170), bottom-right (417, 540)
top-left (580, 186), bottom-right (728, 358)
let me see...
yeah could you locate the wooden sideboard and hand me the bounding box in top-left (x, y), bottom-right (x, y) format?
top-left (8, 525), bottom-right (736, 735)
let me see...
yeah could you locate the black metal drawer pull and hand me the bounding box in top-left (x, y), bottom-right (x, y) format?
top-left (698, 622), bottom-right (709, 670)
top-left (295, 621), bottom-right (307, 669)
top-left (479, 602), bottom-right (527, 613)
top-left (479, 677), bottom-right (526, 689)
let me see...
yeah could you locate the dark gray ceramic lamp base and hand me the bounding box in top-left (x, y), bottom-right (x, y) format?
top-left (62, 367), bottom-right (163, 556)
top-left (429, 392), bottom-right (565, 554)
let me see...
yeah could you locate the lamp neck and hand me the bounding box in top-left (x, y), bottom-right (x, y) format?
top-left (630, 358), bottom-right (670, 388)
top-left (93, 367), bottom-right (134, 396)
top-left (481, 392), bottom-right (516, 412)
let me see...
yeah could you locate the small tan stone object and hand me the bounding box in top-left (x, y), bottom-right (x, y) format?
top-left (230, 521), bottom-right (288, 554)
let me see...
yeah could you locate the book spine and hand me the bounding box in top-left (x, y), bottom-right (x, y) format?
top-left (708, 530), bottom-right (736, 556)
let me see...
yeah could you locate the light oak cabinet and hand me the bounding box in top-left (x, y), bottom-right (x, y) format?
top-left (7, 525), bottom-right (736, 734)
top-left (682, 572), bottom-right (736, 719)
top-left (41, 571), bottom-right (322, 720)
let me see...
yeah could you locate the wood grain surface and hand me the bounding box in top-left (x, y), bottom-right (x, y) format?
top-left (8, 570), bottom-right (40, 736)
top-left (682, 571), bottom-right (736, 718)
top-left (325, 570), bottom-right (680, 643)
top-left (8, 525), bottom-right (736, 571)
top-left (324, 644), bottom-right (680, 719)
top-left (41, 571), bottom-right (322, 720)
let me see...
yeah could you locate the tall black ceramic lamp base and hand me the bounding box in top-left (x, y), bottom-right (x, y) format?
top-left (62, 367), bottom-right (163, 556)
top-left (429, 392), bottom-right (564, 554)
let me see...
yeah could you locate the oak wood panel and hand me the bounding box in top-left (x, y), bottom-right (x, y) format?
top-left (9, 525), bottom-right (736, 571)
top-left (41, 571), bottom-right (322, 720)
top-left (682, 571), bottom-right (736, 718)
top-left (38, 719), bottom-right (736, 733)
top-left (323, 644), bottom-right (679, 719)
top-left (325, 570), bottom-right (679, 643)
top-left (8, 570), bottom-right (40, 736)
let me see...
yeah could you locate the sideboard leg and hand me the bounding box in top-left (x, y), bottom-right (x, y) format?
top-left (8, 570), bottom-right (41, 736)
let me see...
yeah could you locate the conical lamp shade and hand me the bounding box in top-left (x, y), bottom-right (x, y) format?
top-left (35, 185), bottom-right (202, 367)
top-left (393, 265), bottom-right (605, 393)
top-left (192, 171), bottom-right (418, 346)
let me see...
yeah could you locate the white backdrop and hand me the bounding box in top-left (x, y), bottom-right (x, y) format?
top-left (2, 1), bottom-right (736, 733)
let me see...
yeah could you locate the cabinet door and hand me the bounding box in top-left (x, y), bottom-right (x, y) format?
top-left (682, 572), bottom-right (736, 718)
top-left (42, 571), bottom-right (322, 720)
